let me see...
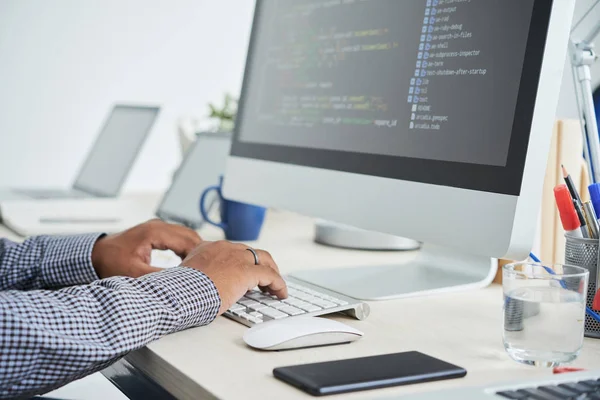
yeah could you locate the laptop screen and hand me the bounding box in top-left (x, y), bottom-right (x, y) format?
top-left (73, 105), bottom-right (159, 196)
top-left (156, 133), bottom-right (231, 228)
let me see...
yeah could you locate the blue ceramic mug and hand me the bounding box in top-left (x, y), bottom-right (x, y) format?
top-left (199, 176), bottom-right (266, 241)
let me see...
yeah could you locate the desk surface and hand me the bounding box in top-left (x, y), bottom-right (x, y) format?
top-left (121, 210), bottom-right (600, 400)
top-left (2, 209), bottom-right (600, 400)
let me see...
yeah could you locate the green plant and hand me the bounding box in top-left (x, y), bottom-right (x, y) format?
top-left (207, 93), bottom-right (238, 132)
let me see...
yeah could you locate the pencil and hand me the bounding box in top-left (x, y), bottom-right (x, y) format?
top-left (562, 164), bottom-right (583, 205)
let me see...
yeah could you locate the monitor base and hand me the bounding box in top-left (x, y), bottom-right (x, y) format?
top-left (314, 219), bottom-right (421, 251)
top-left (290, 243), bottom-right (498, 300)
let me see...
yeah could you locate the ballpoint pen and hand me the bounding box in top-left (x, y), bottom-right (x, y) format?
top-left (582, 201), bottom-right (600, 239)
top-left (589, 183), bottom-right (600, 217)
top-left (563, 165), bottom-right (584, 205)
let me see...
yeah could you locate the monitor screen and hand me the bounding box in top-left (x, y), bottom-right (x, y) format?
top-left (156, 134), bottom-right (231, 228)
top-left (74, 105), bottom-right (159, 196)
top-left (231, 0), bottom-right (553, 195)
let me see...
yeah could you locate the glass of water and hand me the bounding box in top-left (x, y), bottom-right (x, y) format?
top-left (503, 262), bottom-right (588, 367)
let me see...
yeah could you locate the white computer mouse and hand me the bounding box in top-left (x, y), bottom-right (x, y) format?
top-left (243, 316), bottom-right (363, 351)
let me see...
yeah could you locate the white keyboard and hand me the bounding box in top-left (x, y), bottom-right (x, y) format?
top-left (385, 370), bottom-right (600, 399)
top-left (224, 277), bottom-right (370, 327)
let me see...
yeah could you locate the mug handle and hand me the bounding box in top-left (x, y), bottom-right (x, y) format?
top-left (200, 186), bottom-right (227, 230)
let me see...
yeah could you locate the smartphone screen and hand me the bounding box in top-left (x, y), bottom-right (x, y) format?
top-left (273, 351), bottom-right (466, 396)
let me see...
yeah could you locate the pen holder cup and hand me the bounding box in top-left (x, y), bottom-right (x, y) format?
top-left (564, 235), bottom-right (600, 339)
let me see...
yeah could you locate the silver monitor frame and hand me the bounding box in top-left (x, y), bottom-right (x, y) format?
top-left (223, 1), bottom-right (576, 300)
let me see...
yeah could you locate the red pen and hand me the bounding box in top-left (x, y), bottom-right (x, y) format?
top-left (554, 184), bottom-right (584, 238)
top-left (553, 366), bottom-right (586, 374)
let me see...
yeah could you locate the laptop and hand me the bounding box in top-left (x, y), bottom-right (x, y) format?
top-left (151, 132), bottom-right (231, 268)
top-left (155, 131), bottom-right (231, 229)
top-left (387, 369), bottom-right (600, 399)
top-left (1, 104), bottom-right (160, 201)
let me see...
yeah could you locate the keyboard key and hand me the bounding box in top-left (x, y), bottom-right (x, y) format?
top-left (229, 304), bottom-right (245, 312)
top-left (496, 390), bottom-right (527, 399)
top-left (232, 309), bottom-right (247, 317)
top-left (248, 296), bottom-right (270, 303)
top-left (238, 312), bottom-right (253, 321)
top-left (283, 298), bottom-right (306, 306)
top-left (248, 316), bottom-right (263, 324)
top-left (248, 305), bottom-right (267, 312)
top-left (538, 384), bottom-right (580, 398)
top-left (312, 299), bottom-right (338, 308)
top-left (288, 299), bottom-right (309, 307)
top-left (245, 292), bottom-right (265, 300)
top-left (260, 308), bottom-right (288, 319)
top-left (515, 388), bottom-right (559, 400)
top-left (267, 301), bottom-right (287, 309)
top-left (580, 380), bottom-right (600, 388)
top-left (559, 383), bottom-right (594, 394)
top-left (324, 296), bottom-right (348, 305)
top-left (280, 306), bottom-right (305, 316)
top-left (296, 303), bottom-right (322, 312)
top-left (249, 312), bottom-right (263, 318)
top-left (263, 299), bottom-right (284, 306)
top-left (294, 292), bottom-right (314, 301)
top-left (239, 299), bottom-right (260, 307)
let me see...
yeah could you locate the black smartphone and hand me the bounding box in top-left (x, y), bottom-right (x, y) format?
top-left (273, 351), bottom-right (467, 396)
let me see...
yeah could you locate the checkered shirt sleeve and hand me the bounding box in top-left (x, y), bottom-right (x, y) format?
top-left (0, 234), bottom-right (103, 290)
top-left (0, 237), bottom-right (221, 399)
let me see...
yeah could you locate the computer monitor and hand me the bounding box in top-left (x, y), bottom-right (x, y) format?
top-left (224, 0), bottom-right (576, 300)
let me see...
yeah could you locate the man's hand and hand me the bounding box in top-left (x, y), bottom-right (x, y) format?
top-left (91, 219), bottom-right (202, 279)
top-left (181, 241), bottom-right (288, 315)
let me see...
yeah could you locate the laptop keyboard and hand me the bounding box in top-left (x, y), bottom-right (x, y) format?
top-left (223, 279), bottom-right (368, 327)
top-left (497, 377), bottom-right (600, 399)
top-left (15, 189), bottom-right (85, 199)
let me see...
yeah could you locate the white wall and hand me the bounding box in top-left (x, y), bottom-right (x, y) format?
top-left (1, 0), bottom-right (598, 190)
top-left (557, 0), bottom-right (600, 118)
top-left (0, 0), bottom-right (255, 191)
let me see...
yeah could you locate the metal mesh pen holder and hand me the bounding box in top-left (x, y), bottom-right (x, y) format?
top-left (564, 235), bottom-right (600, 338)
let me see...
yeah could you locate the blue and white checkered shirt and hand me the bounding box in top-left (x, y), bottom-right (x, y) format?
top-left (0, 234), bottom-right (221, 399)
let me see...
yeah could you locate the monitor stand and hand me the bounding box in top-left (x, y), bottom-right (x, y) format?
top-left (290, 243), bottom-right (497, 300)
top-left (314, 220), bottom-right (421, 251)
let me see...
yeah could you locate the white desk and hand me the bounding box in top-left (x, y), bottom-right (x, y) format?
top-left (0, 193), bottom-right (160, 237)
top-left (2, 209), bottom-right (600, 399)
top-left (122, 210), bottom-right (600, 399)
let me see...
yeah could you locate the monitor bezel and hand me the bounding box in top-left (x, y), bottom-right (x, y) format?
top-left (230, 0), bottom-right (553, 196)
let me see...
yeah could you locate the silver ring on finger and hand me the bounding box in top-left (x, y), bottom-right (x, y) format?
top-left (246, 248), bottom-right (260, 265)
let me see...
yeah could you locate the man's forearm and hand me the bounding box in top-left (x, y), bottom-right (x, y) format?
top-left (0, 234), bottom-right (102, 291)
top-left (0, 266), bottom-right (220, 399)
